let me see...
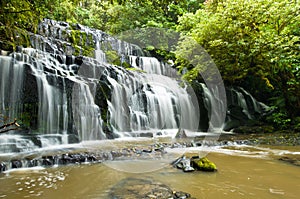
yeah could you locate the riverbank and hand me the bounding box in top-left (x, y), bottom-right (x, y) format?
top-left (1, 131), bottom-right (300, 173)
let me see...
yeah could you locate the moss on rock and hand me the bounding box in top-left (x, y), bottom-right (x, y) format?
top-left (191, 157), bottom-right (217, 172)
top-left (126, 67), bottom-right (146, 73)
top-left (105, 50), bottom-right (121, 65)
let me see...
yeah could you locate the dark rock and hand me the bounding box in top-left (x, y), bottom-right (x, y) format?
top-left (86, 154), bottom-right (97, 162)
top-left (0, 162), bottom-right (7, 172)
top-left (66, 55), bottom-right (73, 65)
top-left (42, 157), bottom-right (54, 166)
top-left (69, 154), bottom-right (86, 163)
top-left (60, 154), bottom-right (73, 164)
top-left (142, 149), bottom-right (153, 153)
top-left (59, 22), bottom-right (69, 27)
top-left (0, 41), bottom-right (14, 52)
top-left (75, 56), bottom-right (84, 66)
top-left (11, 160), bottom-right (22, 168)
top-left (109, 178), bottom-right (193, 199)
top-left (279, 156), bottom-right (300, 167)
top-left (223, 120), bottom-right (241, 131)
top-left (156, 132), bottom-right (163, 136)
top-left (174, 191), bottom-right (191, 199)
top-left (27, 159), bottom-right (38, 167)
top-left (16, 46), bottom-right (23, 52)
top-left (154, 146), bottom-right (165, 153)
top-left (175, 129), bottom-right (188, 139)
top-left (189, 81), bottom-right (209, 132)
top-left (140, 132), bottom-right (154, 137)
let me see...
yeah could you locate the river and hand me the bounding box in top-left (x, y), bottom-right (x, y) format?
top-left (0, 139), bottom-right (299, 199)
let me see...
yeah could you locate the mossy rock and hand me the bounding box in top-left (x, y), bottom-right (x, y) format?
top-left (191, 157), bottom-right (217, 172)
top-left (126, 67), bottom-right (146, 73)
top-left (105, 50), bottom-right (121, 65)
top-left (0, 40), bottom-right (14, 52)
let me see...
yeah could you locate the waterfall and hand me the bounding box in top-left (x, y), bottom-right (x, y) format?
top-left (0, 19), bottom-right (267, 154)
top-left (0, 47), bottom-right (107, 143)
top-left (200, 83), bottom-right (227, 130)
top-left (107, 72), bottom-right (198, 135)
top-left (0, 56), bottom-right (24, 121)
top-left (129, 55), bottom-right (177, 77)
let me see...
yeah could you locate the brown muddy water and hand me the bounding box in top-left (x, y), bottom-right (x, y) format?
top-left (0, 139), bottom-right (300, 199)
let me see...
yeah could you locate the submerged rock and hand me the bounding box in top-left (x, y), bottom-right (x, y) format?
top-left (109, 178), bottom-right (193, 199)
top-left (279, 156), bottom-right (300, 167)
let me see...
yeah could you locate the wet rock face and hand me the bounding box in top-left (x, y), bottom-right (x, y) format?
top-left (108, 178), bottom-right (193, 199)
top-left (224, 87), bottom-right (269, 131)
top-left (0, 162), bottom-right (7, 172)
top-left (0, 143), bottom-right (167, 173)
top-left (11, 160), bottom-right (23, 168)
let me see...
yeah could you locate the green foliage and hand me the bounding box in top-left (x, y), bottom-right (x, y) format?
top-left (176, 0), bottom-right (300, 122)
top-left (105, 50), bottom-right (121, 66)
top-left (0, 0), bottom-right (39, 49)
top-left (268, 111), bottom-right (291, 129)
top-left (126, 68), bottom-right (146, 73)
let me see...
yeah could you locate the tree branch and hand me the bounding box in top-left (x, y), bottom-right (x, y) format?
top-left (0, 119), bottom-right (21, 134)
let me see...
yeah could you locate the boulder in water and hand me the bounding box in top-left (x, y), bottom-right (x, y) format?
top-left (191, 156), bottom-right (217, 172)
top-left (172, 156), bottom-right (195, 172)
top-left (172, 155), bottom-right (217, 172)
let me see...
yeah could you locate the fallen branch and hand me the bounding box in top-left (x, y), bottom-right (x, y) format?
top-left (0, 119), bottom-right (21, 134)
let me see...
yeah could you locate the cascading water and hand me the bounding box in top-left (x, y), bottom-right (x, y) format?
top-left (129, 55), bottom-right (177, 77)
top-left (0, 19), bottom-right (267, 154)
top-left (107, 72), bottom-right (199, 135)
top-left (0, 56), bottom-right (24, 121)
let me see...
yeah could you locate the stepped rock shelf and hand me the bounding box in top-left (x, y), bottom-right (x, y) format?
top-left (0, 19), bottom-right (267, 154)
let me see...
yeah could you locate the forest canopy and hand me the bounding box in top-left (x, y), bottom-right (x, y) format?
top-left (0, 0), bottom-right (299, 129)
top-left (175, 0), bottom-right (299, 128)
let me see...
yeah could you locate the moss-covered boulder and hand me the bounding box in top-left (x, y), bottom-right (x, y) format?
top-left (191, 156), bottom-right (217, 172)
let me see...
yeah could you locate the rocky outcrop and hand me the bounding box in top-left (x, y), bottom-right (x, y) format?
top-left (224, 87), bottom-right (269, 131)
